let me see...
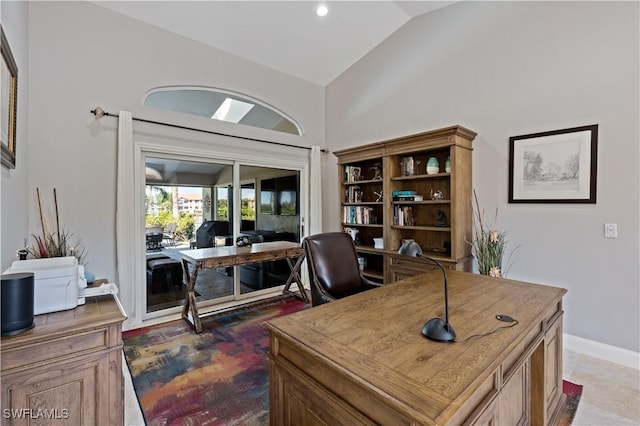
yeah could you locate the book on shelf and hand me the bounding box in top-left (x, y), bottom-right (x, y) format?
top-left (393, 205), bottom-right (414, 226)
top-left (392, 194), bottom-right (424, 202)
top-left (343, 206), bottom-right (376, 225)
top-left (345, 186), bottom-right (363, 203)
top-left (345, 166), bottom-right (362, 183)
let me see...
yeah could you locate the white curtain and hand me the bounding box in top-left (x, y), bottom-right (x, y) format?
top-left (309, 145), bottom-right (323, 236)
top-left (116, 111), bottom-right (135, 321)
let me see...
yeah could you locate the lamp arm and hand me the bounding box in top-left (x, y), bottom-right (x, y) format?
top-left (416, 253), bottom-right (449, 326)
top-left (415, 253), bottom-right (456, 342)
top-left (416, 254), bottom-right (450, 325)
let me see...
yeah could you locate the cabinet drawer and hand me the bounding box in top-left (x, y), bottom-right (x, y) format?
top-left (2, 328), bottom-right (109, 370)
top-left (389, 260), bottom-right (444, 283)
top-left (390, 266), bottom-right (423, 282)
top-left (391, 257), bottom-right (437, 271)
top-left (202, 255), bottom-right (237, 268)
top-left (390, 256), bottom-right (457, 270)
top-left (240, 249), bottom-right (288, 263)
top-left (544, 300), bottom-right (563, 330)
top-left (286, 247), bottom-right (305, 258)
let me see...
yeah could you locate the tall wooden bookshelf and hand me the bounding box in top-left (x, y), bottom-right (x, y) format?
top-left (334, 125), bottom-right (476, 283)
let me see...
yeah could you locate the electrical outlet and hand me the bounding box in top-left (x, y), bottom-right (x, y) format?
top-left (604, 223), bottom-right (618, 238)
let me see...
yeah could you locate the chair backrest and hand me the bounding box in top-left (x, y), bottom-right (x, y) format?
top-left (165, 222), bottom-right (177, 233)
top-left (303, 232), bottom-right (363, 298)
top-left (146, 225), bottom-right (163, 234)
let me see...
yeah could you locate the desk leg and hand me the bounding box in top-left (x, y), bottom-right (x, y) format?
top-left (283, 255), bottom-right (309, 303)
top-left (181, 259), bottom-right (203, 333)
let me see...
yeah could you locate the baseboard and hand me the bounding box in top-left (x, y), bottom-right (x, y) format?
top-left (564, 333), bottom-right (640, 370)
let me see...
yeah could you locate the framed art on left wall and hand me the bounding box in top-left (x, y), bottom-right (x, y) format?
top-left (1, 25), bottom-right (18, 169)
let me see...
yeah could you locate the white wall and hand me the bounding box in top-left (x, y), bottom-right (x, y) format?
top-left (18, 2), bottom-right (323, 288)
top-left (325, 1), bottom-right (639, 352)
top-left (0, 1), bottom-right (29, 271)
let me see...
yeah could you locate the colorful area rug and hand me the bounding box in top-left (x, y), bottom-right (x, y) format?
top-left (123, 296), bottom-right (308, 426)
top-left (558, 380), bottom-right (584, 426)
top-left (124, 297), bottom-right (583, 425)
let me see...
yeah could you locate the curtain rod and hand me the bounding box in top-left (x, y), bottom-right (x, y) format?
top-left (90, 107), bottom-right (326, 153)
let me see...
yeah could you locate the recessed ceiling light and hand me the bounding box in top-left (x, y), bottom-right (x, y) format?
top-left (316, 5), bottom-right (328, 17)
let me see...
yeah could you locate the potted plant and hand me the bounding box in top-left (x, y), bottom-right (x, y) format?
top-left (27, 188), bottom-right (86, 264)
top-left (468, 191), bottom-right (518, 277)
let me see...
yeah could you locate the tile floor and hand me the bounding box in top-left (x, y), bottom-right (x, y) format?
top-left (564, 350), bottom-right (640, 425)
top-left (123, 355), bottom-right (145, 426)
top-left (123, 349), bottom-right (639, 426)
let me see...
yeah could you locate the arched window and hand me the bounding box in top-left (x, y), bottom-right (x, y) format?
top-left (143, 87), bottom-right (302, 135)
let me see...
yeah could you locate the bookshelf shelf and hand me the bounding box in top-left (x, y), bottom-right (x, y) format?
top-left (343, 202), bottom-right (384, 206)
top-left (343, 178), bottom-right (383, 185)
top-left (391, 173), bottom-right (450, 181)
top-left (390, 225), bottom-right (452, 232)
top-left (391, 200), bottom-right (451, 205)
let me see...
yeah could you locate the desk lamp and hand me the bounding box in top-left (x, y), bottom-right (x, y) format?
top-left (398, 240), bottom-right (456, 342)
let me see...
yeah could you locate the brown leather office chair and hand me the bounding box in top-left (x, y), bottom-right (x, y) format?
top-left (302, 232), bottom-right (382, 306)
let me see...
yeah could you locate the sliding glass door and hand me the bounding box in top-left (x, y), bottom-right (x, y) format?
top-left (238, 166), bottom-right (301, 296)
top-left (143, 156), bottom-right (302, 316)
top-left (144, 156), bottom-right (235, 314)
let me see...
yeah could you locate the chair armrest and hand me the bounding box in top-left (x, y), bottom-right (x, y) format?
top-left (360, 275), bottom-right (383, 290)
top-left (309, 277), bottom-right (337, 306)
top-left (319, 293), bottom-right (337, 304)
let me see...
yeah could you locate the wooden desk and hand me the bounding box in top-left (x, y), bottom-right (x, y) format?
top-left (180, 241), bottom-right (307, 333)
top-left (265, 270), bottom-right (567, 425)
top-left (1, 294), bottom-right (126, 426)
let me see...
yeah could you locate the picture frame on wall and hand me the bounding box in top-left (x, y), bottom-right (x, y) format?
top-left (509, 124), bottom-right (598, 204)
top-left (1, 25), bottom-right (18, 169)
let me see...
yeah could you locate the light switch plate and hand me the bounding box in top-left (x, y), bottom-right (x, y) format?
top-left (604, 223), bottom-right (618, 238)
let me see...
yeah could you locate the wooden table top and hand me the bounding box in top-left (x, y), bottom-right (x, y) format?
top-left (180, 241), bottom-right (302, 263)
top-left (265, 270), bottom-right (567, 423)
top-left (0, 294), bottom-right (126, 350)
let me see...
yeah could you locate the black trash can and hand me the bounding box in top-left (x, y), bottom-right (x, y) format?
top-left (1, 272), bottom-right (35, 336)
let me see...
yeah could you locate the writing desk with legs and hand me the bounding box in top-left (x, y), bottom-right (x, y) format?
top-left (180, 241), bottom-right (307, 333)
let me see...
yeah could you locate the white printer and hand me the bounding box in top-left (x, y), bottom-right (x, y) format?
top-left (4, 256), bottom-right (87, 315)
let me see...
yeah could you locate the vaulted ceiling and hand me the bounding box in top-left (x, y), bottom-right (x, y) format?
top-left (92, 1), bottom-right (456, 86)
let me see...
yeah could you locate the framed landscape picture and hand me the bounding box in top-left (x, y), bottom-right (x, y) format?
top-left (509, 125), bottom-right (598, 204)
top-left (1, 25), bottom-right (18, 169)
